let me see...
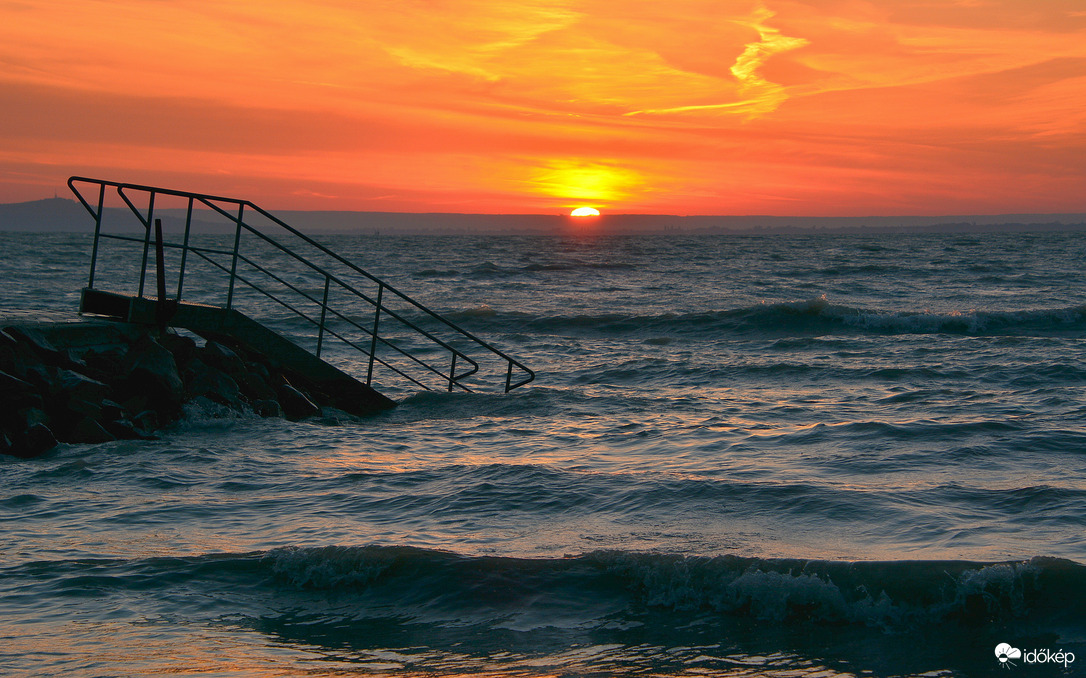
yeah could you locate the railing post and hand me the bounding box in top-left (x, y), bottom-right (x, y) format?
top-left (176, 197), bottom-right (193, 300)
top-left (367, 284), bottom-right (383, 385)
top-left (87, 182), bottom-right (105, 289)
top-left (225, 203), bottom-right (244, 310)
top-left (316, 275), bottom-right (331, 358)
top-left (505, 361), bottom-right (513, 393)
top-left (448, 353), bottom-right (457, 392)
top-left (154, 218), bottom-right (171, 331)
top-left (137, 191), bottom-right (155, 298)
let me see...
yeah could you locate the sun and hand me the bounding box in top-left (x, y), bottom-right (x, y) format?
top-left (570, 207), bottom-right (600, 217)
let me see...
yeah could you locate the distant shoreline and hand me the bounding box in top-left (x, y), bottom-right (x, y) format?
top-left (2, 197), bottom-right (1085, 235)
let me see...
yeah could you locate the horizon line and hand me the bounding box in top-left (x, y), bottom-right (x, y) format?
top-left (8, 196), bottom-right (1086, 221)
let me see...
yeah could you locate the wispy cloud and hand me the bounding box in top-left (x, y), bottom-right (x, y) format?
top-left (626, 3), bottom-right (807, 117)
top-left (379, 0), bottom-right (582, 81)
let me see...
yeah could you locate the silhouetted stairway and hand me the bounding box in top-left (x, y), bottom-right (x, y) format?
top-left (69, 177), bottom-right (534, 412)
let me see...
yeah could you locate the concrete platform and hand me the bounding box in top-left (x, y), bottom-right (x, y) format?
top-left (1, 311), bottom-right (148, 351)
top-left (78, 288), bottom-right (395, 415)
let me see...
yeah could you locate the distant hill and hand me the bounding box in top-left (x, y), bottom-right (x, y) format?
top-left (0, 197), bottom-right (96, 232)
top-left (0, 198), bottom-right (237, 234)
top-left (2, 197), bottom-right (1085, 235)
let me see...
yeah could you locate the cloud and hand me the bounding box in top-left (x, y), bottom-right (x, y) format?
top-left (379, 0), bottom-right (582, 81)
top-left (625, 3), bottom-right (808, 117)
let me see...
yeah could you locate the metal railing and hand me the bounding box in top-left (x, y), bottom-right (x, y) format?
top-left (68, 176), bottom-right (535, 393)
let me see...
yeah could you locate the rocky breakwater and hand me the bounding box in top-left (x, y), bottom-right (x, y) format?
top-left (1, 324), bottom-right (331, 459)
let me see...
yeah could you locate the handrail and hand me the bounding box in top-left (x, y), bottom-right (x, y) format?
top-left (68, 176), bottom-right (535, 394)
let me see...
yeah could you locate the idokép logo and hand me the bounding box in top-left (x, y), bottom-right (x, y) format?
top-left (995, 643), bottom-right (1021, 668)
top-left (995, 642), bottom-right (1075, 669)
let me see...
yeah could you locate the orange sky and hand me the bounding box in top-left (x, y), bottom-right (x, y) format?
top-left (2, 0), bottom-right (1085, 215)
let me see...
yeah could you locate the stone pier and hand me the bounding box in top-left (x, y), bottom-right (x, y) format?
top-left (1, 307), bottom-right (395, 459)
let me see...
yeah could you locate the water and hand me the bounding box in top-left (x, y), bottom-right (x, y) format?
top-left (1, 230), bottom-right (1085, 677)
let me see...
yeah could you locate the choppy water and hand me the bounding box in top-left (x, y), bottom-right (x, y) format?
top-left (1, 229), bottom-right (1085, 677)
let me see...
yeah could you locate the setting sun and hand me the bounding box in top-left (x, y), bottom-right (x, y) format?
top-left (571, 207), bottom-right (600, 217)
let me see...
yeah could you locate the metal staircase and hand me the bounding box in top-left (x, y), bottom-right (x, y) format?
top-left (68, 177), bottom-right (535, 398)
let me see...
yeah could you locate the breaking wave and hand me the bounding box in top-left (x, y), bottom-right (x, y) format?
top-left (463, 297), bottom-right (1086, 338)
top-left (12, 546), bottom-right (1082, 633)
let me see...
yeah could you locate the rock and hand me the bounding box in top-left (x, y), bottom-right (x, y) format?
top-left (3, 326), bottom-right (65, 364)
top-left (0, 330), bottom-right (18, 374)
top-left (277, 382), bottom-right (320, 421)
top-left (65, 397), bottom-right (103, 420)
top-left (3, 327), bottom-right (86, 373)
top-left (129, 409), bottom-right (159, 437)
top-left (22, 364), bottom-right (58, 393)
top-left (1, 320), bottom-right (379, 458)
top-left (246, 361), bottom-right (272, 382)
top-left (183, 358), bottom-right (242, 409)
top-left (188, 395), bottom-right (236, 418)
top-left (19, 407), bottom-right (50, 429)
top-left (54, 369), bottom-right (111, 404)
top-left (0, 390), bottom-right (44, 419)
top-left (81, 348), bottom-right (128, 384)
top-left (0, 368), bottom-right (31, 393)
top-left (99, 399), bottom-right (125, 423)
top-left (64, 416), bottom-right (115, 444)
top-left (98, 399), bottom-right (151, 440)
top-left (158, 333), bottom-right (197, 370)
top-left (45, 370), bottom-right (113, 423)
top-left (63, 349), bottom-right (87, 371)
top-left (121, 394), bottom-right (150, 417)
top-left (125, 336), bottom-right (183, 391)
top-left (251, 399), bottom-right (283, 418)
top-left (1, 338), bottom-right (51, 381)
top-left (236, 371), bottom-right (277, 402)
top-left (0, 345), bottom-right (16, 376)
top-left (120, 336), bottom-right (184, 419)
top-left (1, 406), bottom-right (54, 458)
top-left (201, 340), bottom-right (246, 377)
top-left (103, 417), bottom-right (155, 441)
top-left (8, 423), bottom-right (59, 458)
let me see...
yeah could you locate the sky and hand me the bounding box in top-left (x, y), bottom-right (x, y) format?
top-left (1, 0), bottom-right (1085, 215)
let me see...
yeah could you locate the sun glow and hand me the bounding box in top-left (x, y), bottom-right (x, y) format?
top-left (530, 161), bottom-right (643, 206)
top-left (571, 207), bottom-right (600, 217)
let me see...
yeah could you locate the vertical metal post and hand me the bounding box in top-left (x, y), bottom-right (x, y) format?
top-left (367, 284), bottom-right (383, 384)
top-left (225, 203), bottom-right (244, 310)
top-left (505, 361), bottom-right (513, 393)
top-left (154, 218), bottom-right (168, 331)
top-left (87, 182), bottom-right (105, 289)
top-left (176, 197), bottom-right (193, 300)
top-left (448, 353), bottom-right (457, 392)
top-left (137, 191), bottom-right (155, 298)
top-left (316, 275), bottom-right (331, 358)
top-left (154, 219), bottom-right (167, 301)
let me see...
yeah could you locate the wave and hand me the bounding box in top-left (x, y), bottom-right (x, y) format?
top-left (453, 260), bottom-right (637, 278)
top-left (462, 296), bottom-right (1086, 338)
top-left (220, 457), bottom-right (1086, 543)
top-left (7, 546), bottom-right (1082, 634)
top-left (588, 551), bottom-right (1084, 628)
top-left (411, 268), bottom-right (459, 278)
